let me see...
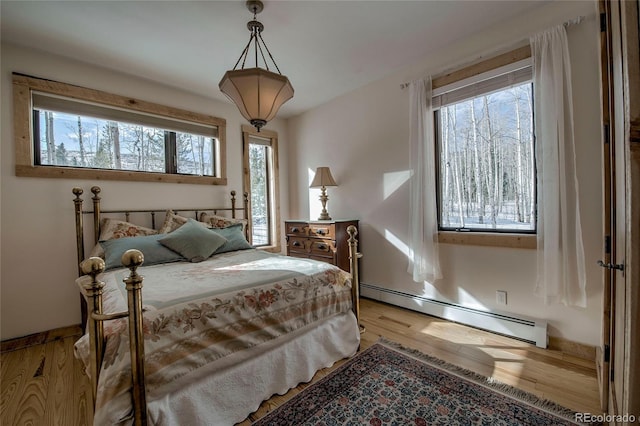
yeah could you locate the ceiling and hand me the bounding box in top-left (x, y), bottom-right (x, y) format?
top-left (1, 1), bottom-right (548, 119)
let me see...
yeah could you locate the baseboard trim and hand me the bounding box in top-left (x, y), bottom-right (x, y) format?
top-left (548, 335), bottom-right (597, 362)
top-left (361, 282), bottom-right (548, 347)
top-left (1, 324), bottom-right (82, 353)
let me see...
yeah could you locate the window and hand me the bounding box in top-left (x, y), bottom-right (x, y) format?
top-left (242, 125), bottom-right (280, 251)
top-left (13, 73), bottom-right (227, 185)
top-left (434, 58), bottom-right (535, 233)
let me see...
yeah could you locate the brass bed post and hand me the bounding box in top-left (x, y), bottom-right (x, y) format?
top-left (73, 188), bottom-right (85, 276)
top-left (347, 225), bottom-right (365, 333)
top-left (91, 186), bottom-right (102, 244)
top-left (79, 257), bottom-right (106, 404)
top-left (230, 190), bottom-right (237, 218)
top-left (122, 249), bottom-right (148, 426)
top-left (243, 192), bottom-right (250, 242)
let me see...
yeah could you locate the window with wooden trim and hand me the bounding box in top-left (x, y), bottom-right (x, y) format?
top-left (434, 54), bottom-right (536, 234)
top-left (13, 73), bottom-right (227, 185)
top-left (242, 125), bottom-right (280, 251)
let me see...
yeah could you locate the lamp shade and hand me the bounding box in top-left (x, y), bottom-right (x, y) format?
top-left (219, 67), bottom-right (294, 130)
top-left (310, 167), bottom-right (338, 188)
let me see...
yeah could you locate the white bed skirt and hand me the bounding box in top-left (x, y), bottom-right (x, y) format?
top-left (145, 311), bottom-right (361, 425)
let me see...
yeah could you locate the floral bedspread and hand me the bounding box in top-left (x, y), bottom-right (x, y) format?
top-left (74, 249), bottom-right (353, 424)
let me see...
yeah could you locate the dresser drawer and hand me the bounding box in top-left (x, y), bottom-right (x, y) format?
top-left (286, 222), bottom-right (308, 237)
top-left (308, 223), bottom-right (335, 238)
top-left (287, 236), bottom-right (308, 253)
top-left (309, 239), bottom-right (335, 256)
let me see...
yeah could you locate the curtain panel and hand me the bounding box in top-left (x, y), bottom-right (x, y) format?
top-left (530, 25), bottom-right (587, 307)
top-left (407, 78), bottom-right (442, 283)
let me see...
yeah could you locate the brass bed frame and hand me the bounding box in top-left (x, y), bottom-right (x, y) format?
top-left (72, 186), bottom-right (362, 425)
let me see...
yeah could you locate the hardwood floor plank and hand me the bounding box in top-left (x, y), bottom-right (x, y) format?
top-left (73, 348), bottom-right (92, 426)
top-left (0, 343), bottom-right (47, 424)
top-left (44, 337), bottom-right (75, 425)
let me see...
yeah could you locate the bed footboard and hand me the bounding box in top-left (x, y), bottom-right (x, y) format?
top-left (80, 251), bottom-right (148, 426)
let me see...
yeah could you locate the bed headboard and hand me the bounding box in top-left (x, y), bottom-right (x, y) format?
top-left (72, 186), bottom-right (249, 276)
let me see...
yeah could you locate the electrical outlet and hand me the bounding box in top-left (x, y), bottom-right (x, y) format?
top-left (496, 290), bottom-right (507, 305)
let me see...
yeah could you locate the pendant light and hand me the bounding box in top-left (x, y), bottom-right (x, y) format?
top-left (219, 0), bottom-right (294, 132)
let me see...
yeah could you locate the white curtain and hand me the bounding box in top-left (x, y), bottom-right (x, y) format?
top-left (407, 78), bottom-right (442, 283)
top-left (530, 25), bottom-right (587, 307)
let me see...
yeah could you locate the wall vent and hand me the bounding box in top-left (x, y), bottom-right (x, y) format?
top-left (361, 283), bottom-right (548, 348)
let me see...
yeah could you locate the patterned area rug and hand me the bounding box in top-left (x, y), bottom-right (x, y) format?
top-left (253, 339), bottom-right (592, 426)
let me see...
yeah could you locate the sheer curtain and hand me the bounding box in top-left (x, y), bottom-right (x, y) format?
top-left (407, 77), bottom-right (442, 283)
top-left (530, 25), bottom-right (587, 307)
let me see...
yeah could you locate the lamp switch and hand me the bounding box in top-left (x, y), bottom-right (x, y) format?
top-left (496, 290), bottom-right (507, 305)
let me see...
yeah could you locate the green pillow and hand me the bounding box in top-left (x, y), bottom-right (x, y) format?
top-left (101, 234), bottom-right (185, 270)
top-left (159, 219), bottom-right (227, 262)
top-left (210, 223), bottom-right (254, 254)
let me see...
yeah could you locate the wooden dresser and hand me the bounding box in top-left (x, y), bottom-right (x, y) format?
top-left (285, 219), bottom-right (359, 272)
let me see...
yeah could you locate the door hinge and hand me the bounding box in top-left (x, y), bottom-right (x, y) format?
top-left (604, 344), bottom-right (610, 362)
top-left (600, 12), bottom-right (607, 32)
top-left (605, 235), bottom-right (611, 254)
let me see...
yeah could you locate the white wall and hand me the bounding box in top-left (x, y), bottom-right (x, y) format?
top-left (0, 43), bottom-right (290, 340)
top-left (288, 1), bottom-right (604, 346)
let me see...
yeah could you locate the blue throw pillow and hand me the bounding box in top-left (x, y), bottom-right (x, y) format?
top-left (159, 219), bottom-right (228, 262)
top-left (101, 234), bottom-right (185, 270)
top-left (210, 223), bottom-right (254, 254)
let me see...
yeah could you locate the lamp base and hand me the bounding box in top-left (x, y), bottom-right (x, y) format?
top-left (317, 212), bottom-right (332, 221)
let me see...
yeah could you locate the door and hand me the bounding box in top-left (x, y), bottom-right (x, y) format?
top-left (599, 0), bottom-right (640, 417)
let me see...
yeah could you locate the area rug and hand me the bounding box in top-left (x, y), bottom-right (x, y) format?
top-left (253, 339), bottom-right (593, 425)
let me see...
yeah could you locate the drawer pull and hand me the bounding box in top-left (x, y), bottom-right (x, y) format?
top-left (315, 228), bottom-right (328, 235)
top-left (292, 241), bottom-right (302, 247)
top-left (317, 243), bottom-right (328, 250)
top-left (291, 227), bottom-right (300, 233)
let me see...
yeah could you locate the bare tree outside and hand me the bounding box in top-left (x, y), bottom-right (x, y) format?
top-left (36, 110), bottom-right (216, 177)
top-left (437, 83), bottom-right (535, 231)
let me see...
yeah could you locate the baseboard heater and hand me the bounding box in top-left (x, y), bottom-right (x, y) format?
top-left (360, 282), bottom-right (548, 348)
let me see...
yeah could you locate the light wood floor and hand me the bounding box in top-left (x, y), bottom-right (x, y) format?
top-left (1, 298), bottom-right (601, 425)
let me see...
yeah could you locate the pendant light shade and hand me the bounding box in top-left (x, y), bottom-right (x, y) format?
top-left (219, 0), bottom-right (294, 132)
top-left (219, 68), bottom-right (293, 131)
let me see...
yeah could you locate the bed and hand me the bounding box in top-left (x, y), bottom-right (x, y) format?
top-left (71, 186), bottom-right (362, 425)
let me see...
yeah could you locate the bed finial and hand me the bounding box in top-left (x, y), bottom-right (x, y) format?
top-left (73, 187), bottom-right (84, 199)
top-left (230, 191), bottom-right (237, 218)
top-left (122, 249), bottom-right (144, 271)
top-left (91, 186), bottom-right (101, 198)
top-left (80, 257), bottom-right (106, 277)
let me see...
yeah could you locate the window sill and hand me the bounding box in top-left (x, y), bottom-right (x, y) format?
top-left (438, 231), bottom-right (536, 249)
top-left (15, 165), bottom-right (227, 186)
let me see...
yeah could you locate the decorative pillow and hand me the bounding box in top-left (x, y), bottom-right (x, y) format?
top-left (210, 223), bottom-right (254, 255)
top-left (158, 210), bottom-right (190, 234)
top-left (99, 218), bottom-right (157, 241)
top-left (199, 212), bottom-right (247, 232)
top-left (89, 218), bottom-right (158, 259)
top-left (101, 234), bottom-right (185, 270)
top-left (159, 219), bottom-right (228, 262)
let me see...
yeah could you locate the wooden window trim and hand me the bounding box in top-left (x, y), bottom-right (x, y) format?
top-left (12, 73), bottom-right (227, 185)
top-left (242, 125), bottom-right (281, 253)
top-left (433, 45), bottom-right (531, 90)
top-left (438, 231), bottom-right (536, 249)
